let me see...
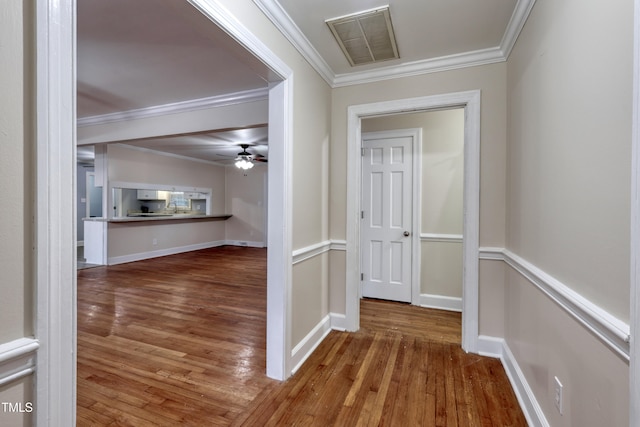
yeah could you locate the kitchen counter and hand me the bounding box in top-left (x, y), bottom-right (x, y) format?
top-left (83, 214), bottom-right (232, 223)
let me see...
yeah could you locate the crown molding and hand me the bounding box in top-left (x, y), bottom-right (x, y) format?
top-left (332, 47), bottom-right (506, 87)
top-left (77, 87), bottom-right (269, 127)
top-left (252, 0), bottom-right (335, 86)
top-left (254, 0), bottom-right (536, 88)
top-left (500, 0), bottom-right (537, 58)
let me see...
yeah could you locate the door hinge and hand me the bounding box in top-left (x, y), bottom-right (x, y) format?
top-left (361, 147), bottom-right (365, 156)
top-left (361, 210), bottom-right (364, 219)
top-left (361, 273), bottom-right (364, 281)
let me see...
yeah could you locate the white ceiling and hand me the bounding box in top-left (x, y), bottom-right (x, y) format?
top-left (77, 0), bottom-right (532, 163)
top-left (77, 0), bottom-right (275, 118)
top-left (264, 0), bottom-right (521, 80)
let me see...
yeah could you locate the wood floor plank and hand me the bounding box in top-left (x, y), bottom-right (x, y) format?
top-left (77, 246), bottom-right (527, 426)
top-left (361, 333), bottom-right (401, 426)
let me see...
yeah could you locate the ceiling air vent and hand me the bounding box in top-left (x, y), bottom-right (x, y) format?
top-left (326, 6), bottom-right (399, 67)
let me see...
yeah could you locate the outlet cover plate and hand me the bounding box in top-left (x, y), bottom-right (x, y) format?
top-left (554, 376), bottom-right (563, 415)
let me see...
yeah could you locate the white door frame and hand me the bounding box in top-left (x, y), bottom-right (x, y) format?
top-left (36, 0), bottom-right (294, 425)
top-left (345, 91), bottom-right (481, 354)
top-left (629, 1), bottom-right (640, 425)
top-left (361, 128), bottom-right (422, 304)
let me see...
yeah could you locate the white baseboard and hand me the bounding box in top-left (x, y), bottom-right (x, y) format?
top-left (289, 313), bottom-right (345, 375)
top-left (477, 335), bottom-right (549, 427)
top-left (107, 240), bottom-right (269, 265)
top-left (330, 312), bottom-right (346, 331)
top-left (500, 339), bottom-right (550, 427)
top-left (290, 315), bottom-right (332, 374)
top-left (477, 335), bottom-right (504, 358)
top-left (108, 240), bottom-right (226, 265)
top-left (0, 337), bottom-right (39, 387)
top-left (224, 239), bottom-right (265, 248)
top-left (419, 293), bottom-right (462, 312)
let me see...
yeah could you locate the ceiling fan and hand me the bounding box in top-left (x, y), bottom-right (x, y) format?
top-left (234, 144), bottom-right (267, 170)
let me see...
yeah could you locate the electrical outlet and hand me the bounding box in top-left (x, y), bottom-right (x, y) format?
top-left (554, 376), bottom-right (563, 414)
top-left (152, 238), bottom-right (157, 246)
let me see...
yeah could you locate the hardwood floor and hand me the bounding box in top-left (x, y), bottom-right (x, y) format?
top-left (77, 246), bottom-right (526, 426)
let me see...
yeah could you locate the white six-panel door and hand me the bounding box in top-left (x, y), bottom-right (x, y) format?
top-left (361, 132), bottom-right (413, 302)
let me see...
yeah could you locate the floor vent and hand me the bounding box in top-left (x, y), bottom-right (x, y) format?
top-left (326, 6), bottom-right (399, 67)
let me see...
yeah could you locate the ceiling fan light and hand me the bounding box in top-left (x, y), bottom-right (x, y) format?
top-left (235, 157), bottom-right (254, 170)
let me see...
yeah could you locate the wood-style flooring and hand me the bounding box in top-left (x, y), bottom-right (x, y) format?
top-left (77, 246), bottom-right (527, 426)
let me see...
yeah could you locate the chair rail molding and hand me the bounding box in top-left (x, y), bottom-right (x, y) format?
top-left (292, 240), bottom-right (332, 265)
top-left (420, 233), bottom-right (464, 243)
top-left (480, 247), bottom-right (631, 360)
top-left (0, 338), bottom-right (39, 387)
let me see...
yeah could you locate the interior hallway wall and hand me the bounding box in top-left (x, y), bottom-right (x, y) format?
top-left (505, 0), bottom-right (632, 425)
top-left (0, 1), bottom-right (34, 426)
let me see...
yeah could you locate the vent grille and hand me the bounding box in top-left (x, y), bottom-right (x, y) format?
top-left (326, 6), bottom-right (399, 67)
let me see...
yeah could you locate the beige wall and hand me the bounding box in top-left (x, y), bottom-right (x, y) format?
top-left (225, 163), bottom-right (267, 245)
top-left (506, 0), bottom-right (632, 425)
top-left (108, 144), bottom-right (226, 206)
top-left (507, 0), bottom-right (632, 323)
top-left (0, 378), bottom-right (33, 427)
top-left (293, 253), bottom-right (329, 344)
top-left (0, 0), bottom-right (33, 343)
top-left (362, 109), bottom-right (464, 299)
top-left (0, 2), bottom-right (34, 424)
top-left (330, 63), bottom-right (507, 317)
top-left (107, 144), bottom-right (227, 259)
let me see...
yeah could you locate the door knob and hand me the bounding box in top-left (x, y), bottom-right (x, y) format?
top-left (403, 231), bottom-right (410, 237)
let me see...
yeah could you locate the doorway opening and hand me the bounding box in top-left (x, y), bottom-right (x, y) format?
top-left (360, 108), bottom-right (465, 312)
top-left (36, 1), bottom-right (294, 424)
top-left (345, 91), bottom-right (481, 353)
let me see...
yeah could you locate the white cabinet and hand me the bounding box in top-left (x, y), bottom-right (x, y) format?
top-left (83, 220), bottom-right (106, 265)
top-left (137, 189), bottom-right (160, 200)
top-left (185, 192), bottom-right (206, 199)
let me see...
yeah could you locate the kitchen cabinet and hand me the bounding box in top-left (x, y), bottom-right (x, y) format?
top-left (185, 192), bottom-right (205, 199)
top-left (137, 189), bottom-right (163, 200)
top-left (113, 183), bottom-right (211, 218)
